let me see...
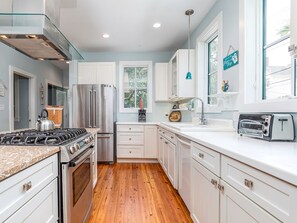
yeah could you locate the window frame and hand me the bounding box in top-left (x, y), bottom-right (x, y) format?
top-left (196, 12), bottom-right (223, 113)
top-left (239, 0), bottom-right (297, 112)
top-left (119, 61), bottom-right (153, 113)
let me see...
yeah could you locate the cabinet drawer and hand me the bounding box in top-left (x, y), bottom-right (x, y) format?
top-left (117, 146), bottom-right (144, 158)
top-left (117, 133), bottom-right (144, 145)
top-left (0, 155), bottom-right (58, 222)
top-left (221, 156), bottom-right (297, 223)
top-left (5, 178), bottom-right (58, 223)
top-left (191, 142), bottom-right (220, 176)
top-left (117, 125), bottom-right (144, 132)
top-left (161, 129), bottom-right (176, 144)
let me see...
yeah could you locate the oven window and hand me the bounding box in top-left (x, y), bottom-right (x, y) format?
top-left (73, 159), bottom-right (91, 206)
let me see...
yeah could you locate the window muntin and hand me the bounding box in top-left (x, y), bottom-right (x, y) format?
top-left (208, 35), bottom-right (218, 105)
top-left (263, 0), bottom-right (294, 99)
top-left (123, 66), bottom-right (148, 109)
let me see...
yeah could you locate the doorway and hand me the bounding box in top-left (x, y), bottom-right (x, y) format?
top-left (9, 66), bottom-right (36, 131)
top-left (14, 73), bottom-right (30, 130)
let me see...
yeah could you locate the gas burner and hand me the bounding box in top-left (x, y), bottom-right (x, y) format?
top-left (0, 128), bottom-right (88, 146)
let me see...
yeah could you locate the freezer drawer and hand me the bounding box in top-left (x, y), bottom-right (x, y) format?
top-left (97, 134), bottom-right (114, 163)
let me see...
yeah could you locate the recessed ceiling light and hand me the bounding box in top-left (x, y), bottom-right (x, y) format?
top-left (102, 33), bottom-right (110, 39)
top-left (153, 23), bottom-right (161, 28)
top-left (66, 61), bottom-right (70, 64)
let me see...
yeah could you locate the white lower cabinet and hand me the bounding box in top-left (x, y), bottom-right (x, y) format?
top-left (190, 142), bottom-right (294, 223)
top-left (158, 127), bottom-right (178, 189)
top-left (117, 124), bottom-right (158, 159)
top-left (220, 180), bottom-right (281, 223)
top-left (191, 159), bottom-right (220, 223)
top-left (0, 154), bottom-right (58, 223)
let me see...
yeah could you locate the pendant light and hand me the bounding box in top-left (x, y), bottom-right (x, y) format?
top-left (185, 9), bottom-right (194, 80)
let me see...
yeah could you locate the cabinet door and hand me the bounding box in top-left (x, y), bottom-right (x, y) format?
top-left (155, 63), bottom-right (169, 101)
top-left (78, 62), bottom-right (98, 84)
top-left (163, 140), bottom-right (169, 173)
top-left (144, 125), bottom-right (157, 158)
top-left (5, 179), bottom-right (58, 223)
top-left (167, 141), bottom-right (177, 188)
top-left (220, 180), bottom-right (281, 223)
top-left (97, 62), bottom-right (116, 86)
top-left (191, 159), bottom-right (220, 223)
top-left (171, 55), bottom-right (178, 98)
top-left (158, 133), bottom-right (164, 165)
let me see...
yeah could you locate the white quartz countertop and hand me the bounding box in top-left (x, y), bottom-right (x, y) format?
top-left (117, 122), bottom-right (159, 125)
top-left (159, 123), bottom-right (297, 187)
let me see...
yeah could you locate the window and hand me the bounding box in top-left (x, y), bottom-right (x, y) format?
top-left (196, 12), bottom-right (223, 111)
top-left (119, 61), bottom-right (152, 113)
top-left (263, 0), bottom-right (294, 99)
top-left (208, 35), bottom-right (219, 105)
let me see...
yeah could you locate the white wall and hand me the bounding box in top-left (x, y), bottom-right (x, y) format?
top-left (0, 42), bottom-right (64, 131)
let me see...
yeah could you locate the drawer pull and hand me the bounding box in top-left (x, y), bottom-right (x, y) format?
top-left (160, 137), bottom-right (163, 139)
top-left (211, 179), bottom-right (217, 186)
top-left (165, 141), bottom-right (168, 144)
top-left (129, 138), bottom-right (132, 140)
top-left (170, 136), bottom-right (174, 139)
top-left (129, 128), bottom-right (131, 130)
top-left (129, 151), bottom-right (132, 154)
top-left (198, 153), bottom-right (204, 159)
top-left (218, 184), bottom-right (224, 192)
top-left (23, 181), bottom-right (32, 192)
top-left (244, 179), bottom-right (254, 189)
top-left (163, 132), bottom-right (165, 134)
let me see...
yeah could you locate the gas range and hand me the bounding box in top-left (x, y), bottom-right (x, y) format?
top-left (0, 128), bottom-right (94, 163)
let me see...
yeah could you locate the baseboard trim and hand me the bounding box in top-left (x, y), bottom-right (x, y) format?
top-left (117, 158), bottom-right (159, 163)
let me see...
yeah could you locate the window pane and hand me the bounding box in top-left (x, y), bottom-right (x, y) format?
top-left (264, 38), bottom-right (291, 99)
top-left (136, 67), bottom-right (148, 88)
top-left (124, 67), bottom-right (135, 88)
top-left (208, 36), bottom-right (218, 74)
top-left (124, 89), bottom-right (135, 108)
top-left (265, 0), bottom-right (290, 45)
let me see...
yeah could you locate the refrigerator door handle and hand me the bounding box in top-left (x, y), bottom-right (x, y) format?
top-left (89, 90), bottom-right (92, 127)
top-left (93, 90), bottom-right (97, 127)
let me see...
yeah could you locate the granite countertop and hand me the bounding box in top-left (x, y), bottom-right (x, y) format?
top-left (116, 122), bottom-right (159, 125)
top-left (0, 146), bottom-right (59, 182)
top-left (159, 123), bottom-right (297, 187)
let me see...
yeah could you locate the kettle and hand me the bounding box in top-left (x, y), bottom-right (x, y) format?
top-left (36, 109), bottom-right (55, 131)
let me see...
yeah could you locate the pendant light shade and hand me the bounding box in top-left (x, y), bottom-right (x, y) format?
top-left (185, 9), bottom-right (194, 80)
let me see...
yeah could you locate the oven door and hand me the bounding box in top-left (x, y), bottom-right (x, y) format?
top-left (62, 146), bottom-right (94, 223)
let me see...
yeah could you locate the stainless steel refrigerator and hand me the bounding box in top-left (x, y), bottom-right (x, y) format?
top-left (72, 84), bottom-right (117, 163)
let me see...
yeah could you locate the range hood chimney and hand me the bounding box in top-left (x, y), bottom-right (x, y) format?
top-left (0, 0), bottom-right (83, 61)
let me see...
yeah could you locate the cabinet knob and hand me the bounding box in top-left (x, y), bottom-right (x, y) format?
top-left (198, 153), bottom-right (204, 159)
top-left (165, 141), bottom-right (168, 144)
top-left (160, 137), bottom-right (163, 139)
top-left (129, 128), bottom-right (131, 130)
top-left (211, 179), bottom-right (217, 186)
top-left (170, 136), bottom-right (174, 139)
top-left (244, 179), bottom-right (253, 189)
top-left (218, 184), bottom-right (224, 192)
top-left (129, 138), bottom-right (132, 140)
top-left (23, 181), bottom-right (32, 192)
top-left (129, 151), bottom-right (132, 154)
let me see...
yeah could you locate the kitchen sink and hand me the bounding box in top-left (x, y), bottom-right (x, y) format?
top-left (161, 120), bottom-right (235, 132)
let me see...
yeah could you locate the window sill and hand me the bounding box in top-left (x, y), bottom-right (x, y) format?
top-left (119, 109), bottom-right (152, 114)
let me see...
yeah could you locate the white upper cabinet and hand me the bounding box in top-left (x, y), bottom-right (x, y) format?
top-left (155, 63), bottom-right (169, 102)
top-left (78, 62), bottom-right (116, 86)
top-left (168, 49), bottom-right (195, 101)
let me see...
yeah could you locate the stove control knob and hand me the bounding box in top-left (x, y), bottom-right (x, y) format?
top-left (75, 143), bottom-right (80, 151)
top-left (84, 138), bottom-right (89, 144)
top-left (69, 146), bottom-right (76, 154)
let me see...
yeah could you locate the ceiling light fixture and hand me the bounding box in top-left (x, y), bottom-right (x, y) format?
top-left (102, 33), bottom-right (110, 39)
top-left (66, 61), bottom-right (70, 64)
top-left (185, 9), bottom-right (194, 80)
top-left (153, 23), bottom-right (161, 28)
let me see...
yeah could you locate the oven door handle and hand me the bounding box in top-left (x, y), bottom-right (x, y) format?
top-left (69, 146), bottom-right (94, 167)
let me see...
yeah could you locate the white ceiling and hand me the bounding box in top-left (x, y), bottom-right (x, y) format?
top-left (59, 0), bottom-right (217, 53)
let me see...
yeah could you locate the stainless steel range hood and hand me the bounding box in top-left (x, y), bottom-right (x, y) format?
top-left (0, 0), bottom-right (83, 61)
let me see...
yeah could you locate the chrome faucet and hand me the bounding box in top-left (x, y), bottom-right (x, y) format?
top-left (191, 97), bottom-right (207, 125)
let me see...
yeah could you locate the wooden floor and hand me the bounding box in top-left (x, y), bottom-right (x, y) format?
top-left (88, 163), bottom-right (193, 223)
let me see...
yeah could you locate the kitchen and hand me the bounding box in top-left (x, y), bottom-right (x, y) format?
top-left (0, 0), bottom-right (297, 222)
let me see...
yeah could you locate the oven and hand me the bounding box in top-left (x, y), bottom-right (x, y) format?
top-left (61, 144), bottom-right (94, 223)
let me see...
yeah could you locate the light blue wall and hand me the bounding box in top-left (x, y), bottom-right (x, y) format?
top-left (181, 0), bottom-right (240, 120)
top-left (0, 42), bottom-right (64, 131)
top-left (81, 51), bottom-right (174, 122)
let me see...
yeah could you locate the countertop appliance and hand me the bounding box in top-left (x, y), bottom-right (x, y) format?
top-left (73, 84), bottom-right (117, 163)
top-left (0, 128), bottom-right (95, 223)
top-left (238, 113), bottom-right (295, 141)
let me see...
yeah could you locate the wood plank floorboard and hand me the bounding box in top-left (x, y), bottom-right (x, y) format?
top-left (88, 163), bottom-right (193, 223)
